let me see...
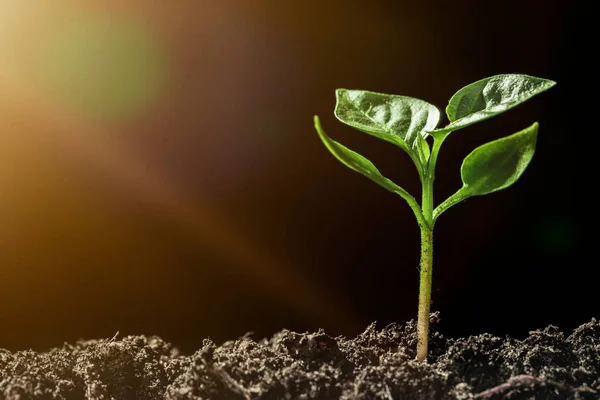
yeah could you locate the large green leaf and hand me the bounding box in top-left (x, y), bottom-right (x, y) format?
top-left (428, 74), bottom-right (555, 137)
top-left (434, 123), bottom-right (538, 220)
top-left (334, 89), bottom-right (440, 168)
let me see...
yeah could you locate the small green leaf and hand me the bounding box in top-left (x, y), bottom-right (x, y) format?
top-left (434, 123), bottom-right (538, 220)
top-left (460, 122), bottom-right (538, 196)
top-left (314, 115), bottom-right (407, 194)
top-left (334, 89), bottom-right (440, 168)
top-left (314, 115), bottom-right (426, 227)
top-left (428, 74), bottom-right (555, 136)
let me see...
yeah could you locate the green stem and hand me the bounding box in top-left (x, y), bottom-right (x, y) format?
top-left (427, 135), bottom-right (446, 183)
top-left (433, 190), bottom-right (468, 222)
top-left (416, 134), bottom-right (445, 362)
top-left (394, 188), bottom-right (428, 231)
top-left (417, 174), bottom-right (434, 362)
top-left (416, 224), bottom-right (433, 362)
top-left (421, 184), bottom-right (434, 228)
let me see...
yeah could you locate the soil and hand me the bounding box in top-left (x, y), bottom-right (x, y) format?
top-left (1, 313), bottom-right (598, 400)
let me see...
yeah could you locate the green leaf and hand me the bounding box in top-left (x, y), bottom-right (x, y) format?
top-left (314, 115), bottom-right (407, 194)
top-left (428, 74), bottom-right (555, 136)
top-left (334, 89), bottom-right (440, 168)
top-left (314, 115), bottom-right (426, 227)
top-left (434, 123), bottom-right (538, 220)
top-left (460, 122), bottom-right (538, 196)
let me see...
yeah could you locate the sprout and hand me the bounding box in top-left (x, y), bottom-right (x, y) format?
top-left (314, 74), bottom-right (556, 361)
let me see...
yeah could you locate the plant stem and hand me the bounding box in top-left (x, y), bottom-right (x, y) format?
top-left (416, 224), bottom-right (433, 362)
top-left (416, 135), bottom-right (444, 362)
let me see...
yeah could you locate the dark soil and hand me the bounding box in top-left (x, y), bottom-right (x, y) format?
top-left (1, 314), bottom-right (599, 400)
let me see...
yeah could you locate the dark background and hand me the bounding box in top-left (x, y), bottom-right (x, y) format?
top-left (0, 0), bottom-right (593, 354)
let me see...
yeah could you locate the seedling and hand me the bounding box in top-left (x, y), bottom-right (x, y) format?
top-left (314, 74), bottom-right (556, 362)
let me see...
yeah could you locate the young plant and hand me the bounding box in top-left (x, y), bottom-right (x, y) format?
top-left (313, 74), bottom-right (556, 362)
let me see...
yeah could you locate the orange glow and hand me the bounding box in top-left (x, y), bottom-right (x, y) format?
top-left (0, 1), bottom-right (358, 340)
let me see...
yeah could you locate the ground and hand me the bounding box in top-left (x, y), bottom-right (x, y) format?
top-left (1, 314), bottom-right (598, 399)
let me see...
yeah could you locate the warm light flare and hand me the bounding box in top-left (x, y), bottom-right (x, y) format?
top-left (1, 2), bottom-right (166, 121)
top-left (42, 14), bottom-right (166, 120)
top-left (0, 2), bottom-right (357, 335)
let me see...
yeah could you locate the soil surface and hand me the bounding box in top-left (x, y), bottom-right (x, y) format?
top-left (1, 313), bottom-right (598, 399)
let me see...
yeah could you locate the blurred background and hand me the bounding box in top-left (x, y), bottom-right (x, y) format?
top-left (0, 0), bottom-right (592, 353)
